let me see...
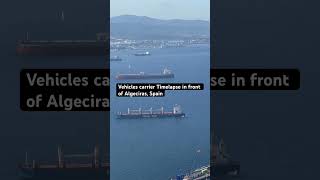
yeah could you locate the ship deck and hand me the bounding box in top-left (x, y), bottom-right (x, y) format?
top-left (118, 112), bottom-right (180, 115)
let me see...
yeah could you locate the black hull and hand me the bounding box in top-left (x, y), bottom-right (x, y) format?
top-left (117, 113), bottom-right (185, 119)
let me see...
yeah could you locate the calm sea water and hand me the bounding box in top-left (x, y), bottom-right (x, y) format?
top-left (110, 45), bottom-right (210, 180)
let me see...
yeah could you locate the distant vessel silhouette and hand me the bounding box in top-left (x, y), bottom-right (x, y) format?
top-left (110, 56), bottom-right (122, 61)
top-left (134, 51), bottom-right (151, 56)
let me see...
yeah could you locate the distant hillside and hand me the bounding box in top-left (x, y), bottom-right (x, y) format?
top-left (111, 15), bottom-right (210, 40)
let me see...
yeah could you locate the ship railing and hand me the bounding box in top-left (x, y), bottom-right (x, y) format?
top-left (129, 110), bottom-right (166, 114)
top-left (127, 110), bottom-right (142, 114)
top-left (150, 111), bottom-right (168, 114)
top-left (118, 107), bottom-right (170, 115)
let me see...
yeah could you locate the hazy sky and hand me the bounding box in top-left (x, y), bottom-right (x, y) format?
top-left (111, 0), bottom-right (210, 21)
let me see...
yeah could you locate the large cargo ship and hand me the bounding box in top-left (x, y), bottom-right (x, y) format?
top-left (117, 105), bottom-right (185, 119)
top-left (19, 146), bottom-right (109, 180)
top-left (16, 33), bottom-right (108, 56)
top-left (116, 68), bottom-right (174, 80)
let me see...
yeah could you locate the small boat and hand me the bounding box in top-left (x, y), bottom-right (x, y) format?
top-left (110, 56), bottom-right (122, 61)
top-left (134, 51), bottom-right (151, 56)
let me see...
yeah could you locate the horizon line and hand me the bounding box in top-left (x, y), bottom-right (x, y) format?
top-left (110, 14), bottom-right (210, 22)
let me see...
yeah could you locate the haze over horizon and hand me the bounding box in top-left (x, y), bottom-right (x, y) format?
top-left (110, 14), bottom-right (209, 40)
top-left (111, 0), bottom-right (210, 21)
top-left (111, 14), bottom-right (210, 22)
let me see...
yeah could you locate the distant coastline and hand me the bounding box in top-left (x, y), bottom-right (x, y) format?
top-left (111, 14), bottom-right (210, 23)
top-left (111, 15), bottom-right (210, 40)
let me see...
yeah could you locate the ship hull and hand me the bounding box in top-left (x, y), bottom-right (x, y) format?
top-left (117, 113), bottom-right (185, 119)
top-left (116, 74), bottom-right (174, 80)
top-left (19, 167), bottom-right (109, 180)
top-left (110, 59), bottom-right (122, 61)
top-left (134, 53), bottom-right (151, 56)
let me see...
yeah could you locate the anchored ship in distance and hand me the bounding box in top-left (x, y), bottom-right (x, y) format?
top-left (117, 105), bottom-right (185, 119)
top-left (19, 146), bottom-right (109, 180)
top-left (16, 33), bottom-right (108, 56)
top-left (110, 56), bottom-right (122, 61)
top-left (116, 68), bottom-right (174, 80)
top-left (134, 51), bottom-right (151, 56)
